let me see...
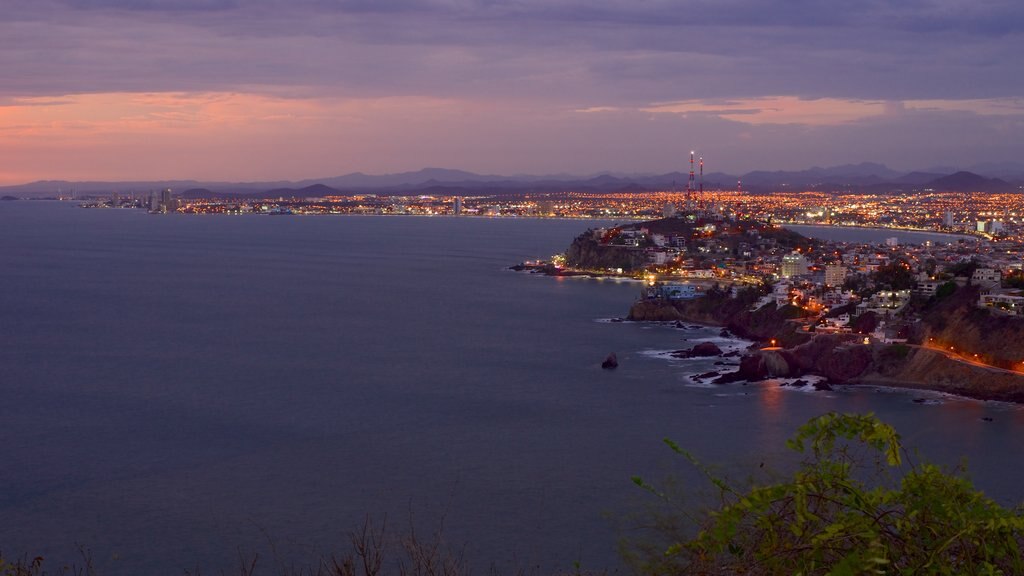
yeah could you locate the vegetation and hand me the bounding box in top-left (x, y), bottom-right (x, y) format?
top-left (628, 413), bottom-right (1024, 576)
top-left (871, 259), bottom-right (914, 290)
top-left (1004, 272), bottom-right (1024, 290)
top-left (946, 259), bottom-right (980, 279)
top-left (934, 280), bottom-right (958, 299)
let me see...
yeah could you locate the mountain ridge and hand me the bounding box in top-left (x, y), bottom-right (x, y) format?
top-left (4, 163), bottom-right (1023, 198)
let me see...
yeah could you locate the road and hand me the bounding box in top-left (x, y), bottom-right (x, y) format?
top-left (917, 341), bottom-right (1022, 375)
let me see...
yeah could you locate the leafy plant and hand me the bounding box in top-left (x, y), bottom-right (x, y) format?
top-left (630, 412), bottom-right (1024, 575)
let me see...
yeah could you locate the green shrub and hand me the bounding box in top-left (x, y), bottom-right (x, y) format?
top-left (630, 413), bottom-right (1024, 576)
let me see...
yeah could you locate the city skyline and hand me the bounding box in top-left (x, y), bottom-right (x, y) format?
top-left (2, 0), bottom-right (1022, 185)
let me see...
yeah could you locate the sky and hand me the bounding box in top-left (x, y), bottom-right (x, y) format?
top-left (1, 0), bottom-right (1023, 185)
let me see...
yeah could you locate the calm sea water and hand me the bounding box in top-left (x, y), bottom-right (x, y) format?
top-left (785, 224), bottom-right (974, 245)
top-left (2, 202), bottom-right (1022, 575)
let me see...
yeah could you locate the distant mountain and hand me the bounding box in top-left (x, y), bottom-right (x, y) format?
top-left (2, 162), bottom-right (1022, 199)
top-left (965, 162), bottom-right (1024, 181)
top-left (893, 172), bottom-right (946, 185)
top-left (301, 168), bottom-right (511, 190)
top-left (263, 183), bottom-right (347, 198)
top-left (737, 162), bottom-right (901, 188)
top-left (180, 188), bottom-right (215, 199)
top-left (924, 171), bottom-right (1015, 192)
top-left (810, 162), bottom-right (902, 179)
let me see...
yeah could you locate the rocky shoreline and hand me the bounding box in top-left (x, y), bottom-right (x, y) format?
top-left (629, 296), bottom-right (1024, 404)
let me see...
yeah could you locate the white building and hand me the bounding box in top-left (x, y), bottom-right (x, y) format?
top-left (780, 251), bottom-right (809, 278)
top-left (972, 268), bottom-right (1001, 288)
top-left (979, 293), bottom-right (1024, 315)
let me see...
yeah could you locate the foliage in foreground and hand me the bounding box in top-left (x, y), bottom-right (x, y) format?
top-left (630, 412), bottom-right (1024, 575)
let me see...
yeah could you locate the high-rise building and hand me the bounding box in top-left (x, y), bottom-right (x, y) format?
top-left (454, 196), bottom-right (462, 215)
top-left (160, 188), bottom-right (172, 213)
top-left (780, 251), bottom-right (809, 278)
top-left (825, 264), bottom-right (847, 287)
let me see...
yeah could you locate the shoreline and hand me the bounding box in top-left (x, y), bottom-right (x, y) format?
top-left (782, 222), bottom-right (980, 242)
top-left (623, 299), bottom-right (1024, 405)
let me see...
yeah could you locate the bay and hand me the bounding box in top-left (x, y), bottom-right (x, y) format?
top-left (784, 224), bottom-right (975, 245)
top-left (1, 202), bottom-right (1021, 575)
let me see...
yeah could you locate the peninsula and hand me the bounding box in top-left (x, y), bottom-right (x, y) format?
top-left (543, 210), bottom-right (1024, 403)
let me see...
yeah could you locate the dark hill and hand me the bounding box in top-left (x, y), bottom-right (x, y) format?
top-left (180, 188), bottom-right (214, 199)
top-left (894, 172), bottom-right (945, 185)
top-left (299, 183), bottom-right (348, 196)
top-left (263, 183), bottom-right (346, 198)
top-left (925, 171), bottom-right (1013, 192)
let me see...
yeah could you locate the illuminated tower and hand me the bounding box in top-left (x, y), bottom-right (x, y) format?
top-left (699, 156), bottom-right (704, 211)
top-left (160, 188), bottom-right (172, 213)
top-left (686, 151), bottom-right (695, 210)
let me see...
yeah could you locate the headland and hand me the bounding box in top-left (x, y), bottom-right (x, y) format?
top-left (523, 211), bottom-right (1024, 403)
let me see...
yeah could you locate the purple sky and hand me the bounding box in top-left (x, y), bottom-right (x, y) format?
top-left (1, 0), bottom-right (1022, 184)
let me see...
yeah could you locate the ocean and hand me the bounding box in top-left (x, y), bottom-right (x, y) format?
top-left (784, 224), bottom-right (973, 245)
top-left (2, 201), bottom-right (1022, 574)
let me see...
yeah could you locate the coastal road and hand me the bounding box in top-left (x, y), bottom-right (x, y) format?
top-left (916, 341), bottom-right (1023, 376)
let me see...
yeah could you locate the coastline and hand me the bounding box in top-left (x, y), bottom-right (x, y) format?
top-left (625, 296), bottom-right (1024, 405)
top-left (782, 222), bottom-right (980, 243)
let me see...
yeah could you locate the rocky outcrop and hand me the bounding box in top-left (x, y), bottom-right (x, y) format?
top-left (785, 334), bottom-right (873, 382)
top-left (712, 335), bottom-right (874, 384)
top-left (627, 299), bottom-right (689, 322)
top-left (624, 274), bottom-right (1024, 401)
top-left (564, 234), bottom-right (647, 272)
top-left (628, 297), bottom-right (813, 349)
top-left (709, 335), bottom-right (1024, 402)
top-left (713, 351), bottom-right (793, 383)
top-left (671, 342), bottom-right (723, 358)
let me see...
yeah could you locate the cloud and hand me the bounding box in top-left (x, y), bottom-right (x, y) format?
top-left (0, 0), bottom-right (1022, 182)
top-left (1, 88), bottom-right (1021, 186)
top-left (637, 96), bottom-right (1024, 126)
top-left (3, 0), bottom-right (1022, 104)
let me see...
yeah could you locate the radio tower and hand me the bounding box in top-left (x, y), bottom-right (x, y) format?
top-left (687, 151), bottom-right (695, 210)
top-left (699, 156), bottom-right (704, 212)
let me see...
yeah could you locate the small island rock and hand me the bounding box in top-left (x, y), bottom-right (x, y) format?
top-left (688, 342), bottom-right (724, 357)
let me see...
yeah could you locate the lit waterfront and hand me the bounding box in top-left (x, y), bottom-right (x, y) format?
top-left (77, 187), bottom-right (1024, 243)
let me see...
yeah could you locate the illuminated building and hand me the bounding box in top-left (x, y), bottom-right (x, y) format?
top-left (780, 251), bottom-right (809, 278)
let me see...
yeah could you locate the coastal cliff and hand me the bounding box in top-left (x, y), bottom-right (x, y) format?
top-left (914, 284), bottom-right (1024, 370)
top-left (564, 232), bottom-right (647, 272)
top-left (858, 345), bottom-right (1024, 403)
top-left (630, 286), bottom-right (1024, 403)
top-left (715, 336), bottom-right (1024, 402)
top-left (628, 288), bottom-right (814, 347)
